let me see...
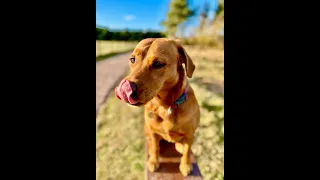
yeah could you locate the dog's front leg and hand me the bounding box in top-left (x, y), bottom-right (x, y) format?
top-left (147, 132), bottom-right (161, 172)
top-left (179, 137), bottom-right (193, 176)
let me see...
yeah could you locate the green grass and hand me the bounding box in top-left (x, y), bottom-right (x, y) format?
top-left (96, 92), bottom-right (145, 180)
top-left (96, 40), bottom-right (137, 60)
top-left (96, 46), bottom-right (224, 180)
top-left (96, 49), bottom-right (134, 61)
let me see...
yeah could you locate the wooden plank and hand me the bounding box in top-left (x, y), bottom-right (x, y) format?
top-left (145, 139), bottom-right (203, 180)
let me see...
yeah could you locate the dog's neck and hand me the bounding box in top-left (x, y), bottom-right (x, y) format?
top-left (155, 67), bottom-right (187, 107)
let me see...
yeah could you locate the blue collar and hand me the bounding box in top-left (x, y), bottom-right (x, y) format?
top-left (168, 89), bottom-right (188, 115)
top-left (174, 89), bottom-right (188, 105)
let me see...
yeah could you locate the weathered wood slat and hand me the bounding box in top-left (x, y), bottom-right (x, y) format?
top-left (145, 139), bottom-right (203, 180)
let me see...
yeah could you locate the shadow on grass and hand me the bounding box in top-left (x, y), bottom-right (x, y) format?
top-left (202, 101), bottom-right (223, 112)
top-left (96, 49), bottom-right (133, 61)
top-left (191, 77), bottom-right (224, 95)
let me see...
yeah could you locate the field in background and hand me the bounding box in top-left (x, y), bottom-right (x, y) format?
top-left (96, 46), bottom-right (224, 180)
top-left (96, 41), bottom-right (137, 61)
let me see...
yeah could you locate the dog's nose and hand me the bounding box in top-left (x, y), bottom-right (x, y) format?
top-left (128, 81), bottom-right (138, 101)
top-left (128, 81), bottom-right (137, 93)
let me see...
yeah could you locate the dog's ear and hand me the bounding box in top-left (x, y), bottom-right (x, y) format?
top-left (173, 39), bottom-right (195, 78)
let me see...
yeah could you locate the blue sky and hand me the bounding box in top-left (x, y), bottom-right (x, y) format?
top-left (96, 0), bottom-right (218, 32)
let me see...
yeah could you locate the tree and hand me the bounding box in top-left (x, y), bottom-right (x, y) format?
top-left (161, 0), bottom-right (194, 38)
top-left (211, 0), bottom-right (224, 37)
top-left (199, 1), bottom-right (210, 32)
top-left (95, 28), bottom-right (165, 41)
top-left (215, 0), bottom-right (224, 18)
top-left (119, 30), bottom-right (130, 40)
top-left (209, 0), bottom-right (224, 48)
top-left (99, 29), bottom-right (108, 40)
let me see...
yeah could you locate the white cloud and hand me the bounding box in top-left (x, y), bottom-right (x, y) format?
top-left (124, 15), bottom-right (136, 21)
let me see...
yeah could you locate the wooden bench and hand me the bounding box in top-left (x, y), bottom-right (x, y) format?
top-left (145, 139), bottom-right (203, 180)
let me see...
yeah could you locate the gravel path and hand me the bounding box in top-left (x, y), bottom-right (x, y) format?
top-left (96, 53), bottom-right (130, 114)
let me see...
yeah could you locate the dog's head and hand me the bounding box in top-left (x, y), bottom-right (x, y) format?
top-left (115, 38), bottom-right (195, 106)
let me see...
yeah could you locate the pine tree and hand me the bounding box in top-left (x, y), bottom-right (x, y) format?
top-left (161, 0), bottom-right (194, 38)
top-left (199, 1), bottom-right (210, 32)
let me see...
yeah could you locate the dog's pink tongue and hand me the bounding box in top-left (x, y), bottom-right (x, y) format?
top-left (115, 79), bottom-right (138, 104)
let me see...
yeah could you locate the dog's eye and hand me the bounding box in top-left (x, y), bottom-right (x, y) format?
top-left (152, 61), bottom-right (166, 69)
top-left (129, 57), bottom-right (135, 64)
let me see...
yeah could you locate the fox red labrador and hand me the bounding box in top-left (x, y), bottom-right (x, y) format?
top-left (115, 38), bottom-right (200, 176)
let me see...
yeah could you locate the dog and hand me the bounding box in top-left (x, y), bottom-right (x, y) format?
top-left (115, 38), bottom-right (200, 176)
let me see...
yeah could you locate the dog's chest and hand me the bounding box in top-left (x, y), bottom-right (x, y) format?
top-left (146, 105), bottom-right (184, 142)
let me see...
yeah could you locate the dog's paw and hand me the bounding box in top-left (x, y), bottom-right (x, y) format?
top-left (175, 143), bottom-right (184, 154)
top-left (179, 163), bottom-right (193, 176)
top-left (147, 159), bottom-right (160, 172)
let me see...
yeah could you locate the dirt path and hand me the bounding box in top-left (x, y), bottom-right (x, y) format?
top-left (96, 53), bottom-right (131, 114)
